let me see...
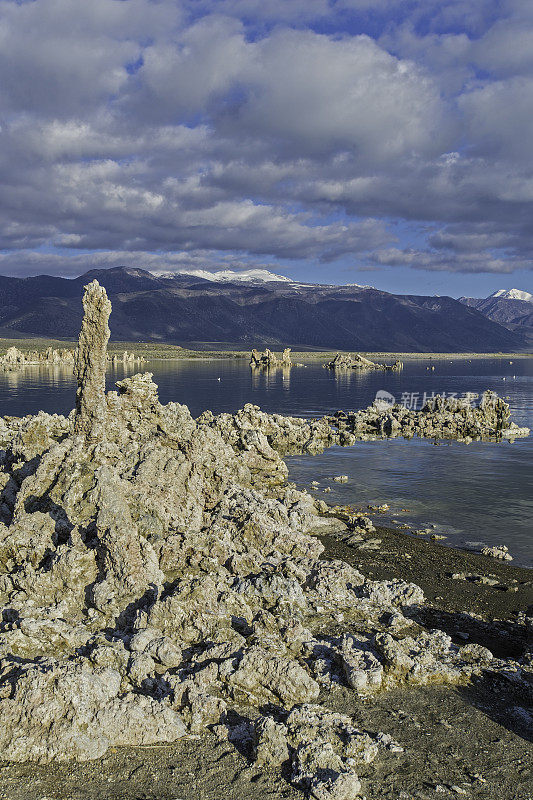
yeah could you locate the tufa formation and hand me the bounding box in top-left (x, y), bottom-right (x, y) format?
top-left (0, 282), bottom-right (529, 799)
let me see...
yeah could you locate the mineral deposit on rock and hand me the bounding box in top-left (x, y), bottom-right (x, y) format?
top-left (74, 280), bottom-right (112, 441)
top-left (0, 346), bottom-right (76, 369)
top-left (324, 353), bottom-right (402, 371)
top-left (250, 348), bottom-right (293, 368)
top-left (0, 283), bottom-right (530, 800)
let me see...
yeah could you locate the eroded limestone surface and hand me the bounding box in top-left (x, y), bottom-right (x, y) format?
top-left (0, 345), bottom-right (144, 371)
top-left (324, 353), bottom-right (403, 371)
top-left (250, 348), bottom-right (293, 368)
top-left (0, 346), bottom-right (76, 369)
top-left (0, 282), bottom-right (530, 800)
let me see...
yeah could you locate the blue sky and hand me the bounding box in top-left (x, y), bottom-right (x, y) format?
top-left (0, 0), bottom-right (532, 298)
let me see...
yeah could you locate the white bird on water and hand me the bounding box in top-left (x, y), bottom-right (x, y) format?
top-left (217, 377), bottom-right (221, 381)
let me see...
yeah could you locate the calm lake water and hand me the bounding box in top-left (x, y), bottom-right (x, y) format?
top-left (1, 356), bottom-right (532, 566)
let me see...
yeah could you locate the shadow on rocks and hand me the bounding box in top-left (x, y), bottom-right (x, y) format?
top-left (458, 670), bottom-right (533, 744)
top-left (409, 605), bottom-right (529, 660)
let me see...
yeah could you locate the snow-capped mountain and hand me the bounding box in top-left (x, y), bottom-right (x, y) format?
top-left (490, 288), bottom-right (533, 302)
top-left (0, 266), bottom-right (524, 351)
top-left (458, 288), bottom-right (533, 343)
top-left (154, 268), bottom-right (293, 284)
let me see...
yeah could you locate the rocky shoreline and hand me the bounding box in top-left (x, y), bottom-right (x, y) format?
top-left (0, 282), bottom-right (531, 800)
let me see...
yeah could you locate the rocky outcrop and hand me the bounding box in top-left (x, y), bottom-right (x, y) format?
top-left (325, 353), bottom-right (403, 371)
top-left (74, 280), bottom-right (112, 441)
top-left (331, 390), bottom-right (527, 444)
top-left (0, 284), bottom-right (530, 799)
top-left (250, 347), bottom-right (292, 368)
top-left (199, 391), bottom-right (528, 466)
top-left (0, 346), bottom-right (76, 369)
top-left (110, 350), bottom-right (146, 366)
top-left (0, 345), bottom-right (145, 371)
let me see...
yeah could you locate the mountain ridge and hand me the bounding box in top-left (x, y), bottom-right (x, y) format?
top-left (458, 289), bottom-right (533, 346)
top-left (0, 267), bottom-right (526, 352)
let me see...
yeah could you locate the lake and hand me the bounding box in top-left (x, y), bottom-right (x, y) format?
top-left (1, 355), bottom-right (532, 566)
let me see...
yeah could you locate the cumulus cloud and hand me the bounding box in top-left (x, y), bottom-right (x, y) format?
top-left (0, 0), bottom-right (532, 283)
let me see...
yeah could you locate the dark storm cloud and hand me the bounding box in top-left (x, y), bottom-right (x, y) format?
top-left (0, 0), bottom-right (532, 279)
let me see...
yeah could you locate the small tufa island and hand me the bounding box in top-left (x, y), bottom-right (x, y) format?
top-left (325, 353), bottom-right (403, 371)
top-left (0, 281), bottom-right (530, 799)
top-left (250, 347), bottom-right (293, 369)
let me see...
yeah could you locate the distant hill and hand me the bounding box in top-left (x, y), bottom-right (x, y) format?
top-left (459, 289), bottom-right (533, 346)
top-left (0, 267), bottom-right (526, 352)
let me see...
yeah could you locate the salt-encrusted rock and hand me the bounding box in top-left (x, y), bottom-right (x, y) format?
top-left (252, 704), bottom-right (380, 798)
top-left (0, 345), bottom-right (144, 372)
top-left (324, 353), bottom-right (402, 372)
top-left (74, 279), bottom-right (112, 442)
top-left (286, 705), bottom-right (378, 799)
top-left (481, 544), bottom-right (513, 561)
top-left (0, 659), bottom-right (186, 763)
top-left (254, 717), bottom-right (290, 766)
top-left (229, 646), bottom-right (320, 706)
top-left (339, 634), bottom-right (384, 694)
top-left (250, 348), bottom-right (292, 369)
top-left (0, 283), bottom-right (529, 795)
top-left (0, 346), bottom-right (76, 370)
top-left (358, 578), bottom-right (425, 609)
top-left (375, 630), bottom-right (493, 687)
top-left (90, 465), bottom-right (164, 615)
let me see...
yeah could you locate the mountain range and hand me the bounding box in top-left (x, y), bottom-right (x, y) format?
top-left (0, 267), bottom-right (527, 352)
top-left (458, 288), bottom-right (533, 346)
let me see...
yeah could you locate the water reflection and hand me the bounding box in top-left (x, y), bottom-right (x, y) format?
top-left (250, 365), bottom-right (292, 392)
top-left (0, 356), bottom-right (530, 564)
top-left (1, 364), bottom-right (76, 390)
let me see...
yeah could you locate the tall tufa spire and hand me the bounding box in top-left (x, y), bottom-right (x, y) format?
top-left (74, 280), bottom-right (112, 442)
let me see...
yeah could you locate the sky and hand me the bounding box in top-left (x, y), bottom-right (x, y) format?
top-left (1, 0), bottom-right (532, 298)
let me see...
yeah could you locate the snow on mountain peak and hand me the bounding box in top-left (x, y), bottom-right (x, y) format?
top-left (154, 268), bottom-right (293, 284)
top-left (490, 288), bottom-right (533, 302)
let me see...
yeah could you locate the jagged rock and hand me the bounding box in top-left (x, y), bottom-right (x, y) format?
top-left (330, 390), bottom-right (527, 443)
top-left (375, 630), bottom-right (493, 687)
top-left (90, 465), bottom-right (164, 615)
top-left (324, 353), bottom-right (402, 371)
top-left (0, 345), bottom-right (144, 372)
top-left (74, 280), bottom-right (112, 442)
top-left (229, 646), bottom-right (320, 706)
top-left (0, 659), bottom-right (186, 763)
top-left (0, 346), bottom-right (75, 370)
top-left (339, 634), bottom-right (384, 694)
top-left (481, 544), bottom-right (513, 561)
top-left (286, 705), bottom-right (378, 799)
top-left (250, 348), bottom-right (292, 368)
top-left (254, 717), bottom-right (290, 766)
top-left (0, 281), bottom-right (530, 794)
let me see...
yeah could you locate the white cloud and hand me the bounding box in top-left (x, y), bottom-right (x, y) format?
top-left (0, 0), bottom-right (532, 281)
top-left (232, 30), bottom-right (451, 161)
